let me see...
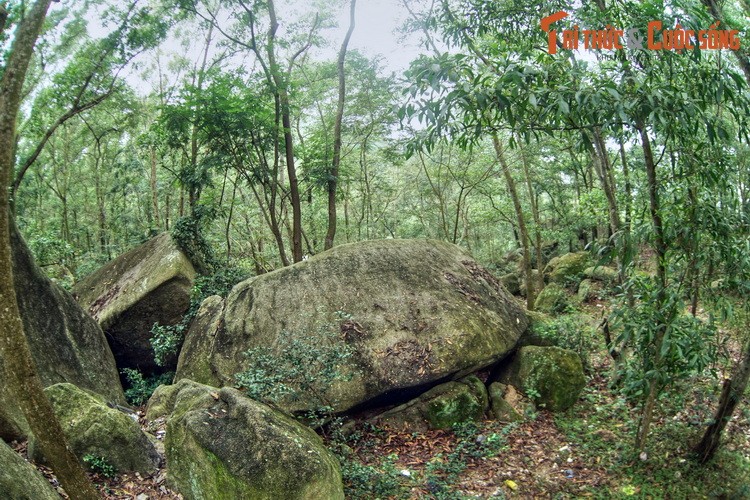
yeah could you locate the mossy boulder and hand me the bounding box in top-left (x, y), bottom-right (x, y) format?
top-left (28, 383), bottom-right (159, 475)
top-left (534, 283), bottom-right (570, 314)
top-left (0, 439), bottom-right (60, 500)
top-left (544, 252), bottom-right (590, 285)
top-left (577, 278), bottom-right (602, 303)
top-left (177, 239), bottom-right (527, 415)
top-left (2, 222), bottom-right (125, 441)
top-left (500, 272), bottom-right (521, 295)
top-left (158, 380), bottom-right (343, 500)
top-left (583, 265), bottom-right (618, 284)
top-left (172, 295), bottom-right (224, 385)
top-left (374, 375), bottom-right (489, 431)
top-left (500, 346), bottom-right (586, 411)
top-left (488, 382), bottom-right (523, 422)
top-left (73, 232), bottom-right (196, 373)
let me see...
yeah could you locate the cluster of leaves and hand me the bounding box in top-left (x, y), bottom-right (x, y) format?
top-left (150, 265), bottom-right (249, 367)
top-left (121, 368), bottom-right (174, 406)
top-left (530, 313), bottom-right (600, 371)
top-left (234, 311), bottom-right (358, 414)
top-left (82, 454), bottom-right (116, 479)
top-left (170, 205), bottom-right (221, 275)
top-left (340, 452), bottom-right (406, 499)
top-left (612, 277), bottom-right (719, 402)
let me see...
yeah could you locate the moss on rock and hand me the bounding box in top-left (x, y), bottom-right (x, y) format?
top-left (73, 232), bottom-right (196, 373)
top-left (583, 265), bottom-right (618, 284)
top-left (0, 439), bottom-right (59, 500)
top-left (500, 272), bottom-right (520, 295)
top-left (374, 375), bottom-right (489, 431)
top-left (487, 382), bottom-right (523, 423)
top-left (544, 252), bottom-right (590, 285)
top-left (161, 380), bottom-right (344, 500)
top-left (534, 283), bottom-right (570, 314)
top-left (577, 278), bottom-right (602, 303)
top-left (177, 239), bottom-right (527, 415)
top-left (500, 346), bottom-right (586, 412)
top-left (29, 383), bottom-right (159, 475)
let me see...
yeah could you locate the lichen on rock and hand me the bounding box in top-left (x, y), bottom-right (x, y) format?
top-left (177, 239), bottom-right (527, 415)
top-left (155, 379), bottom-right (344, 500)
top-left (499, 346), bottom-right (586, 412)
top-left (29, 383), bottom-right (159, 475)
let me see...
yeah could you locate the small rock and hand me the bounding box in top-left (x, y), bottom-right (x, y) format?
top-left (564, 469), bottom-right (575, 479)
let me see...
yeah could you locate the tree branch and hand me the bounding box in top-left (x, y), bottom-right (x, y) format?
top-left (12, 90), bottom-right (113, 194)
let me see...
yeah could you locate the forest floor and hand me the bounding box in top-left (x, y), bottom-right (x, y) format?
top-left (9, 301), bottom-right (750, 499)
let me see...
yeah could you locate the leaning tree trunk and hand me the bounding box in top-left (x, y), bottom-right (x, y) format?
top-left (694, 336), bottom-right (750, 463)
top-left (0, 1), bottom-right (99, 498)
top-left (493, 133), bottom-right (535, 310)
top-left (695, 0), bottom-right (750, 461)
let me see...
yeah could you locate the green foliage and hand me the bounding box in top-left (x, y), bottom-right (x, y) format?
top-left (339, 453), bottom-right (405, 499)
top-left (530, 314), bottom-right (600, 371)
top-left (170, 207), bottom-right (220, 275)
top-left (534, 283), bottom-right (571, 314)
top-left (234, 311), bottom-right (357, 413)
top-left (121, 368), bottom-right (174, 406)
top-left (27, 235), bottom-right (74, 268)
top-left (150, 265), bottom-right (249, 367)
top-left (82, 454), bottom-right (116, 479)
top-left (423, 422), bottom-right (510, 497)
top-left (613, 278), bottom-right (719, 402)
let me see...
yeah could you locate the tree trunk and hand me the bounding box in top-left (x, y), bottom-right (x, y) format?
top-left (694, 336), bottom-right (750, 463)
top-left (0, 1), bottom-right (99, 498)
top-left (150, 146), bottom-right (160, 230)
top-left (588, 128), bottom-right (621, 235)
top-left (267, 0), bottom-right (303, 262)
top-left (493, 134), bottom-right (535, 310)
top-left (324, 0), bottom-right (356, 250)
top-left (517, 136), bottom-right (545, 290)
top-left (635, 122), bottom-right (668, 454)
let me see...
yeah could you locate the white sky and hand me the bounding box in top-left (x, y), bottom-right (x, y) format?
top-left (342, 0), bottom-right (422, 73)
top-left (118, 0), bottom-right (426, 94)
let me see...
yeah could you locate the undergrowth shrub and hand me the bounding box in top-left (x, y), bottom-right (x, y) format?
top-left (121, 368), bottom-right (174, 406)
top-left (529, 313), bottom-right (600, 370)
top-left (150, 266), bottom-right (249, 366)
top-left (234, 310), bottom-right (359, 424)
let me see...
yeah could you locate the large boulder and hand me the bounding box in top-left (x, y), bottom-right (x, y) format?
top-left (0, 439), bottom-right (60, 500)
top-left (488, 382), bottom-right (524, 423)
top-left (374, 375), bottom-right (489, 431)
top-left (499, 346), bottom-right (586, 412)
top-left (29, 383), bottom-right (159, 475)
top-left (1, 222), bottom-right (125, 441)
top-left (544, 252), bottom-right (590, 285)
top-left (73, 233), bottom-right (196, 373)
top-left (577, 278), bottom-right (602, 303)
top-left (583, 265), bottom-right (618, 284)
top-left (154, 380), bottom-right (344, 500)
top-left (534, 283), bottom-right (570, 314)
top-left (500, 272), bottom-right (520, 295)
top-left (176, 239), bottom-right (527, 414)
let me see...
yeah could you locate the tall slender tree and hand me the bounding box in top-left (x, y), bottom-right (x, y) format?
top-left (0, 1), bottom-right (99, 497)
